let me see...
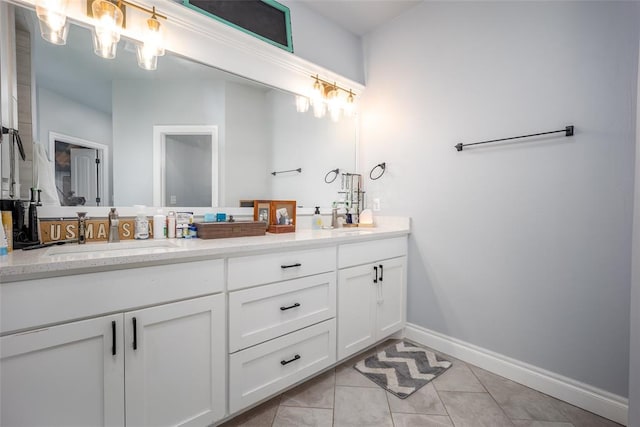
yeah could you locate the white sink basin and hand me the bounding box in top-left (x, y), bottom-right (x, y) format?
top-left (47, 239), bottom-right (180, 257)
top-left (327, 227), bottom-right (374, 236)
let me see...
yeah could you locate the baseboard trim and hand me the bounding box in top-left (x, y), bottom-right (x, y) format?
top-left (403, 323), bottom-right (628, 426)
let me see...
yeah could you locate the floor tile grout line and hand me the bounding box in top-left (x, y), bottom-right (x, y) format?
top-left (332, 370), bottom-right (337, 427)
top-left (430, 375), bottom-right (454, 424)
top-left (465, 361), bottom-right (520, 426)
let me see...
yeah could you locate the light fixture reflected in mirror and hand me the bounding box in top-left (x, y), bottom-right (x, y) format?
top-left (35, 0), bottom-right (69, 45)
top-left (295, 95), bottom-right (310, 113)
top-left (302, 74), bottom-right (356, 122)
top-left (91, 0), bottom-right (123, 59)
top-left (35, 0), bottom-right (167, 69)
top-left (136, 7), bottom-right (165, 70)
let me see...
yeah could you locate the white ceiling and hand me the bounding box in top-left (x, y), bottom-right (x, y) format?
top-left (298, 0), bottom-right (421, 36)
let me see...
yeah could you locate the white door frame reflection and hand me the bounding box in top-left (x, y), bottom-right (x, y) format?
top-left (152, 125), bottom-right (218, 208)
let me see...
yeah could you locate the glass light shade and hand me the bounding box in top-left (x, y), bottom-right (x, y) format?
top-left (327, 88), bottom-right (342, 122)
top-left (143, 17), bottom-right (165, 57)
top-left (136, 44), bottom-right (158, 70)
top-left (310, 79), bottom-right (323, 106)
top-left (295, 95), bottom-right (310, 113)
top-left (343, 94), bottom-right (355, 117)
top-left (313, 101), bottom-right (326, 119)
top-left (91, 0), bottom-right (123, 59)
top-left (35, 0), bottom-right (69, 45)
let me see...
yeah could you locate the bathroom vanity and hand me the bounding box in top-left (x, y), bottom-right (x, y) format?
top-left (0, 219), bottom-right (409, 426)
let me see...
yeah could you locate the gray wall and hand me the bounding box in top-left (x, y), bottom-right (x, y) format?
top-left (630, 37), bottom-right (640, 427)
top-left (268, 90), bottom-right (357, 209)
top-left (224, 82), bottom-right (271, 206)
top-left (280, 0), bottom-right (364, 84)
top-left (361, 1), bottom-right (638, 397)
top-left (37, 87), bottom-right (113, 204)
top-left (112, 79), bottom-right (225, 206)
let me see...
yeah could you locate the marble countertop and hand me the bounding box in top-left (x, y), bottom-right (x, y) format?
top-left (0, 217), bottom-right (410, 282)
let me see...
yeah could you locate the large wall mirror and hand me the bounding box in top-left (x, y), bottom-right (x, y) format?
top-left (8, 4), bottom-right (357, 212)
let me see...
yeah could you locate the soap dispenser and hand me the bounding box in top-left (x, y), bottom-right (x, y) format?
top-left (312, 207), bottom-right (322, 229)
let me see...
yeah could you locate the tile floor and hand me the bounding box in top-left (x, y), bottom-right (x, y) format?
top-left (219, 340), bottom-right (622, 427)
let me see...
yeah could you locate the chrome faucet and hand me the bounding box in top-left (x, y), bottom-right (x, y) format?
top-left (331, 207), bottom-right (346, 228)
top-left (108, 208), bottom-right (120, 243)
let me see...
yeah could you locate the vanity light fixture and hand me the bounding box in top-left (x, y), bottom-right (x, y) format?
top-left (34, 0), bottom-right (169, 66)
top-left (35, 0), bottom-right (70, 45)
top-left (301, 75), bottom-right (356, 121)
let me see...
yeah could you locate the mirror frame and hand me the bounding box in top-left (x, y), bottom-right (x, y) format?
top-left (0, 0), bottom-right (365, 218)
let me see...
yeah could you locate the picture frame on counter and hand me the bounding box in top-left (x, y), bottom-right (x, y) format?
top-left (253, 200), bottom-right (296, 233)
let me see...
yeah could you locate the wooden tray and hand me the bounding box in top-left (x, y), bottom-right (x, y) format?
top-left (195, 221), bottom-right (266, 239)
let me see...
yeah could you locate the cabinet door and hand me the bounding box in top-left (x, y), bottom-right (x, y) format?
top-left (376, 256), bottom-right (407, 339)
top-left (125, 294), bottom-right (226, 427)
top-left (337, 263), bottom-right (377, 360)
top-left (0, 314), bottom-right (125, 427)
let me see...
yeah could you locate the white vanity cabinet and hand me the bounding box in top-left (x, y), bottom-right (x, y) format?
top-left (1, 313), bottom-right (125, 427)
top-left (227, 247), bottom-right (338, 414)
top-left (337, 237), bottom-right (408, 360)
top-left (0, 260), bottom-right (226, 427)
top-left (124, 295), bottom-right (226, 427)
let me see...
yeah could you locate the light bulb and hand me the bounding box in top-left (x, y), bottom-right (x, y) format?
top-left (35, 0), bottom-right (69, 45)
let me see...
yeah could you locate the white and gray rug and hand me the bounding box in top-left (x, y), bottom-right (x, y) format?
top-left (354, 341), bottom-right (452, 399)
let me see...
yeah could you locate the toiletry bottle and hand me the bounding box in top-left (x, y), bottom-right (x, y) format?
top-left (0, 200), bottom-right (13, 252)
top-left (0, 214), bottom-right (8, 256)
top-left (28, 188), bottom-right (39, 242)
top-left (312, 206), bottom-right (322, 229)
top-left (108, 208), bottom-right (120, 242)
top-left (167, 211), bottom-right (176, 238)
top-left (134, 206), bottom-right (149, 240)
top-left (77, 212), bottom-right (87, 244)
top-left (153, 210), bottom-right (166, 239)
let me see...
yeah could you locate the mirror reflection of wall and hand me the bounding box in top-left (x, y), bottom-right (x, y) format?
top-left (10, 5), bottom-right (357, 210)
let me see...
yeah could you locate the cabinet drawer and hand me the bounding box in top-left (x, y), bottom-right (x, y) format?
top-left (1, 260), bottom-right (224, 335)
top-left (338, 237), bottom-right (407, 268)
top-left (229, 319), bottom-right (336, 414)
top-left (229, 273), bottom-right (336, 352)
top-left (228, 246), bottom-right (336, 291)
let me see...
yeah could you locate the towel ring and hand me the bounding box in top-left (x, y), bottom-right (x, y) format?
top-left (369, 162), bottom-right (386, 180)
top-left (324, 168), bottom-right (339, 183)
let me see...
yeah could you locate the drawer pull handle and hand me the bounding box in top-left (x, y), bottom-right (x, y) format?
top-left (379, 264), bottom-right (384, 282)
top-left (281, 354), bottom-right (301, 365)
top-left (132, 317), bottom-right (138, 350)
top-left (280, 302), bottom-right (301, 311)
top-left (373, 266), bottom-right (378, 284)
top-left (111, 320), bottom-right (116, 356)
top-left (281, 263), bottom-right (302, 269)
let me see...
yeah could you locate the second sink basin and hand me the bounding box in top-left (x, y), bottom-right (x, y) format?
top-left (46, 239), bottom-right (180, 257)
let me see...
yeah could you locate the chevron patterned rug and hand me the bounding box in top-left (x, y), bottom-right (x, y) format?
top-left (354, 341), bottom-right (452, 399)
